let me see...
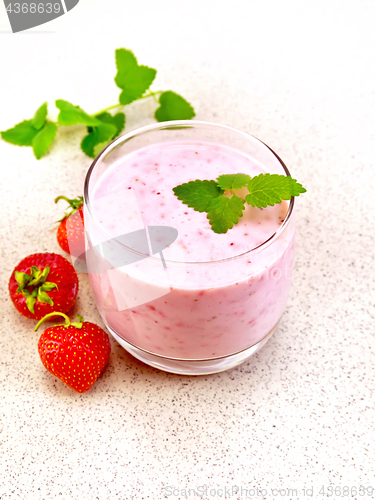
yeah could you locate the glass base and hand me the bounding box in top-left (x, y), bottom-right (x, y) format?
top-left (106, 320), bottom-right (280, 375)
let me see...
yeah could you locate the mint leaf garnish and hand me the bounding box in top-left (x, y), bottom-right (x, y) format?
top-left (173, 173), bottom-right (306, 234)
top-left (216, 173), bottom-right (252, 190)
top-left (56, 100), bottom-right (101, 127)
top-left (207, 195), bottom-right (245, 234)
top-left (32, 122), bottom-right (57, 159)
top-left (115, 48), bottom-right (157, 105)
top-left (173, 180), bottom-right (224, 213)
top-left (155, 91), bottom-right (195, 122)
top-left (245, 173), bottom-right (306, 208)
top-left (32, 102), bottom-right (48, 130)
top-left (1, 120), bottom-right (38, 146)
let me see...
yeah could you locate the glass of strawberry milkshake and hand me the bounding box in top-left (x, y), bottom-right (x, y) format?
top-left (83, 121), bottom-right (296, 375)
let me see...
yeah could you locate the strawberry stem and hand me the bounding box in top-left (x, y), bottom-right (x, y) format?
top-left (55, 195), bottom-right (73, 205)
top-left (34, 312), bottom-right (85, 331)
top-left (35, 312), bottom-right (71, 331)
top-left (55, 195), bottom-right (83, 209)
top-left (55, 195), bottom-right (83, 223)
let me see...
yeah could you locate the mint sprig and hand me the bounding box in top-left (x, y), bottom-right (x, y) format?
top-left (173, 173), bottom-right (306, 234)
top-left (1, 48), bottom-right (195, 160)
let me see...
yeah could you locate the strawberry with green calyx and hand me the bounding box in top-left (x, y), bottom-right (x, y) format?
top-left (35, 312), bottom-right (111, 393)
top-left (9, 253), bottom-right (79, 320)
top-left (55, 195), bottom-right (85, 258)
top-left (14, 265), bottom-right (57, 313)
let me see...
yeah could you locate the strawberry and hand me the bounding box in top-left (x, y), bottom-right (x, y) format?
top-left (35, 312), bottom-right (111, 393)
top-left (9, 253), bottom-right (79, 320)
top-left (55, 195), bottom-right (85, 258)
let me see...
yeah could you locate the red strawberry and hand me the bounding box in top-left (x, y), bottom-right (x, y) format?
top-left (9, 253), bottom-right (79, 320)
top-left (35, 312), bottom-right (111, 393)
top-left (55, 195), bottom-right (85, 258)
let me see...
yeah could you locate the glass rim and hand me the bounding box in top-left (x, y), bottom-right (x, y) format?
top-left (83, 119), bottom-right (295, 266)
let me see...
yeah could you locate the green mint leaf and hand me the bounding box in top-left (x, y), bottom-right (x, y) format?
top-left (155, 91), bottom-right (195, 122)
top-left (111, 112), bottom-right (126, 137)
top-left (32, 102), bottom-right (48, 130)
top-left (1, 120), bottom-right (38, 146)
top-left (56, 99), bottom-right (101, 127)
top-left (82, 111), bottom-right (125, 158)
top-left (96, 112), bottom-right (125, 138)
top-left (115, 48), bottom-right (157, 105)
top-left (216, 173), bottom-right (252, 190)
top-left (92, 140), bottom-right (111, 159)
top-left (173, 180), bottom-right (224, 213)
top-left (245, 173), bottom-right (307, 208)
top-left (81, 122), bottom-right (117, 158)
top-left (207, 195), bottom-right (245, 234)
top-left (32, 122), bottom-right (57, 159)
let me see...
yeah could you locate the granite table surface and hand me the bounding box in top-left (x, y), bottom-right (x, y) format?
top-left (0, 1), bottom-right (374, 499)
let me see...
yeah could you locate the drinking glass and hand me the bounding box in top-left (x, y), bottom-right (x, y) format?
top-left (83, 121), bottom-right (296, 375)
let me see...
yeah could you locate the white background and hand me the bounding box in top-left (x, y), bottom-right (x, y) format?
top-left (0, 1), bottom-right (374, 499)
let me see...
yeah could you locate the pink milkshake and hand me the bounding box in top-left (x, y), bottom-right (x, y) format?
top-left (84, 121), bottom-right (295, 374)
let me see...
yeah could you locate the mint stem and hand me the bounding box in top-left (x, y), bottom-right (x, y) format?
top-left (94, 91), bottom-right (161, 116)
top-left (93, 103), bottom-right (124, 116)
top-left (138, 90), bottom-right (162, 103)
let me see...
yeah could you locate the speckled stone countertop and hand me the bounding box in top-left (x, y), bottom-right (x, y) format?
top-left (0, 1), bottom-right (374, 499)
